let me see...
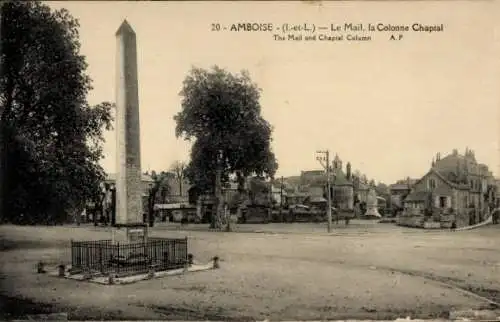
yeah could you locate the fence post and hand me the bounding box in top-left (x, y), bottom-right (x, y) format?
top-left (86, 246), bottom-right (90, 272)
top-left (148, 265), bottom-right (155, 279)
top-left (58, 264), bottom-right (66, 277)
top-left (116, 242), bottom-right (120, 276)
top-left (37, 261), bottom-right (45, 274)
top-left (99, 245), bottom-right (103, 273)
top-left (184, 237), bottom-right (188, 266)
top-left (213, 256), bottom-right (220, 269)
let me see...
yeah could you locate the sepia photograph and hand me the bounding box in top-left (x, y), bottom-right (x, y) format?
top-left (0, 1), bottom-right (499, 321)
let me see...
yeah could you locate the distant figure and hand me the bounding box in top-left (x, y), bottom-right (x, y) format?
top-left (492, 210), bottom-right (499, 225)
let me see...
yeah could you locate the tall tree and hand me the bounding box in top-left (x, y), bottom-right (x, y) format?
top-left (0, 2), bottom-right (5, 222)
top-left (170, 160), bottom-right (187, 196)
top-left (175, 66), bottom-right (277, 229)
top-left (0, 2), bottom-right (113, 224)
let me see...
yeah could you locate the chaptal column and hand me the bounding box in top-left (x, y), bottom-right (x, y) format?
top-left (114, 20), bottom-right (146, 243)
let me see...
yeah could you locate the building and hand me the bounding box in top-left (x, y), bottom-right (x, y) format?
top-left (389, 178), bottom-right (416, 209)
top-left (331, 155), bottom-right (354, 210)
top-left (296, 155), bottom-right (355, 211)
top-left (287, 192), bottom-right (309, 205)
top-left (401, 148), bottom-right (497, 226)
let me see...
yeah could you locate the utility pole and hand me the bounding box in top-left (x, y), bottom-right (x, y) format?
top-left (316, 150), bottom-right (332, 233)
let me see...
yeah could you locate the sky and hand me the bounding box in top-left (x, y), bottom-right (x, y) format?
top-left (45, 1), bottom-right (500, 184)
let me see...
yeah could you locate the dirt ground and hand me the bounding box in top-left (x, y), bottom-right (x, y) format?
top-left (1, 220), bottom-right (499, 320)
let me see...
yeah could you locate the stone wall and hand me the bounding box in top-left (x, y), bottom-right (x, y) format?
top-left (397, 215), bottom-right (425, 228)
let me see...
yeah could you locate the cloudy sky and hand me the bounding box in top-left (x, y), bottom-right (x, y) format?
top-left (46, 1), bottom-right (499, 184)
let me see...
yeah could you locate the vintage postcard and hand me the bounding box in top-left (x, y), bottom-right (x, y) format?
top-left (0, 1), bottom-right (499, 321)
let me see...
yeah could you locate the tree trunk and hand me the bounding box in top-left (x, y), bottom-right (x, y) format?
top-left (0, 124), bottom-right (4, 224)
top-left (0, 121), bottom-right (13, 224)
top-left (234, 172), bottom-right (246, 226)
top-left (0, 2), bottom-right (4, 224)
top-left (225, 204), bottom-right (232, 232)
top-left (76, 208), bottom-right (81, 226)
top-left (211, 167), bottom-right (224, 230)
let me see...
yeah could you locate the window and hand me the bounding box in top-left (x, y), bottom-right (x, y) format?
top-left (439, 196), bottom-right (447, 208)
top-left (428, 178), bottom-right (437, 190)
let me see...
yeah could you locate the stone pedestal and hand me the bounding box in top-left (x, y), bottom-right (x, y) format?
top-left (112, 224), bottom-right (148, 244)
top-left (365, 188), bottom-right (382, 218)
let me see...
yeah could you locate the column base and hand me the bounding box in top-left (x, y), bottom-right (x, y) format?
top-left (112, 223), bottom-right (148, 244)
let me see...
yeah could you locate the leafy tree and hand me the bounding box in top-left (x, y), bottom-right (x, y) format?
top-left (169, 160), bottom-right (187, 196)
top-left (174, 66), bottom-right (278, 229)
top-left (149, 171), bottom-right (172, 204)
top-left (248, 177), bottom-right (271, 206)
top-left (375, 182), bottom-right (389, 196)
top-left (0, 2), bottom-right (113, 224)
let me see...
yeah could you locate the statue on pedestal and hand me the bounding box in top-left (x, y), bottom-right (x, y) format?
top-left (364, 188), bottom-right (382, 218)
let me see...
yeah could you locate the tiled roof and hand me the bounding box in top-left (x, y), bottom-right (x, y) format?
top-left (405, 191), bottom-right (430, 202)
top-left (432, 184), bottom-right (454, 196)
top-left (413, 168), bottom-right (469, 191)
top-left (390, 184), bottom-right (411, 190)
top-left (332, 170), bottom-right (353, 186)
top-left (306, 196), bottom-right (327, 203)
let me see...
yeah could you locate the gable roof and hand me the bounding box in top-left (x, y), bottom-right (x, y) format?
top-left (405, 191), bottom-right (430, 202)
top-left (413, 168), bottom-right (469, 191)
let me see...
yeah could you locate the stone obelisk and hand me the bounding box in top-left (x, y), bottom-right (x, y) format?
top-left (113, 20), bottom-right (146, 243)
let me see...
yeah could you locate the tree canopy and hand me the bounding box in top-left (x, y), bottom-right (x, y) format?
top-left (174, 66), bottom-right (278, 193)
top-left (0, 2), bottom-right (113, 224)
